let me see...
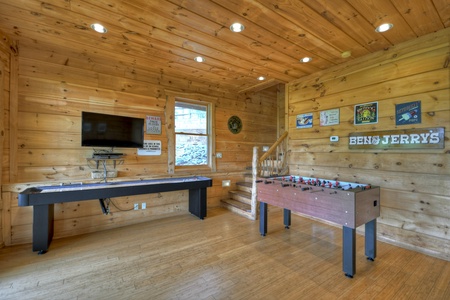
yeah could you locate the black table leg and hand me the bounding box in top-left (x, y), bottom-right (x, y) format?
top-left (33, 204), bottom-right (54, 254)
top-left (260, 202), bottom-right (267, 236)
top-left (343, 226), bottom-right (355, 278)
top-left (188, 188), bottom-right (207, 219)
top-left (283, 208), bottom-right (291, 229)
top-left (365, 219), bottom-right (377, 261)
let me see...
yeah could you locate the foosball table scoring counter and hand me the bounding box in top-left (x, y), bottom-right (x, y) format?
top-left (257, 175), bottom-right (380, 278)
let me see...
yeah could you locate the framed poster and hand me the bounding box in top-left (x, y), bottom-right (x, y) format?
top-left (296, 113), bottom-right (313, 128)
top-left (396, 101), bottom-right (421, 125)
top-left (354, 102), bottom-right (378, 125)
top-left (320, 108), bottom-right (340, 126)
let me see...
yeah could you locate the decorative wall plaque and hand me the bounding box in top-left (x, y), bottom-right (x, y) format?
top-left (146, 116), bottom-right (161, 134)
top-left (320, 108), bottom-right (340, 126)
top-left (354, 102), bottom-right (378, 125)
top-left (296, 113), bottom-right (313, 128)
top-left (228, 116), bottom-right (242, 134)
top-left (349, 127), bottom-right (444, 150)
top-left (396, 101), bottom-right (421, 125)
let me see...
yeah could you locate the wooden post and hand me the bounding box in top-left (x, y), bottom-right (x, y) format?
top-left (0, 59), bottom-right (4, 248)
top-left (251, 146), bottom-right (258, 220)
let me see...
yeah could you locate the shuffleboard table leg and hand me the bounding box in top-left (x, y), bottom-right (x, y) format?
top-left (260, 202), bottom-right (268, 236)
top-left (188, 188), bottom-right (207, 219)
top-left (283, 208), bottom-right (291, 229)
top-left (342, 226), bottom-right (356, 278)
top-left (33, 204), bottom-right (54, 254)
top-left (99, 198), bottom-right (110, 215)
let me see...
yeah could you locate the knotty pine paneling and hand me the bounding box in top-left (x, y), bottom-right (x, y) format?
top-left (1, 34), bottom-right (278, 246)
top-left (286, 29), bottom-right (450, 260)
top-left (0, 29), bottom-right (15, 248)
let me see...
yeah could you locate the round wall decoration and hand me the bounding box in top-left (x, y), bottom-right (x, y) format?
top-left (228, 115), bottom-right (242, 134)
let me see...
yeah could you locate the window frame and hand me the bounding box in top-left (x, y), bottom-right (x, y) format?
top-left (170, 96), bottom-right (215, 173)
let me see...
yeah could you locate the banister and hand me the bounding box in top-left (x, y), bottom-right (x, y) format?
top-left (259, 131), bottom-right (288, 163)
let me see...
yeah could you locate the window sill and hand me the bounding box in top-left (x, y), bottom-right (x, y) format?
top-left (174, 165), bottom-right (213, 174)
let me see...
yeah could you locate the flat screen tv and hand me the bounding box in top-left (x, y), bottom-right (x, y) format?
top-left (81, 112), bottom-right (144, 148)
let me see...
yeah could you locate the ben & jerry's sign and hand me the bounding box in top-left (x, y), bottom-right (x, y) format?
top-left (349, 127), bottom-right (445, 150)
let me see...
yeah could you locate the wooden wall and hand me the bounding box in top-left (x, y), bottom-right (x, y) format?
top-left (0, 30), bottom-right (17, 248)
top-left (286, 28), bottom-right (450, 261)
top-left (0, 33), bottom-right (278, 247)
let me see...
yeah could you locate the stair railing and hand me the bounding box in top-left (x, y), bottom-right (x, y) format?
top-left (258, 131), bottom-right (289, 178)
top-left (250, 131), bottom-right (289, 220)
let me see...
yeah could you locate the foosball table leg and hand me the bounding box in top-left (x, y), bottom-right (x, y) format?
top-left (260, 202), bottom-right (268, 236)
top-left (343, 226), bottom-right (356, 278)
top-left (283, 208), bottom-right (291, 229)
top-left (365, 218), bottom-right (377, 261)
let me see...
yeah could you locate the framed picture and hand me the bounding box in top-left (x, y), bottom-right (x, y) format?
top-left (354, 102), bottom-right (378, 125)
top-left (296, 113), bottom-right (313, 128)
top-left (320, 108), bottom-right (340, 126)
top-left (396, 101), bottom-right (421, 125)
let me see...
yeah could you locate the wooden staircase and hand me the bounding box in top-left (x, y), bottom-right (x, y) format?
top-left (220, 177), bottom-right (253, 220)
top-left (221, 132), bottom-right (289, 220)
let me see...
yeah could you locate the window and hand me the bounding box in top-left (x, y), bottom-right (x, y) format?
top-left (175, 100), bottom-right (211, 168)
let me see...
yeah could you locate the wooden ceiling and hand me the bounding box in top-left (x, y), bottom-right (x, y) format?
top-left (0, 0), bottom-right (449, 93)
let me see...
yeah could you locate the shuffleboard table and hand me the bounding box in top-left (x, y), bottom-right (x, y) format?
top-left (258, 175), bottom-right (380, 278)
top-left (19, 176), bottom-right (212, 254)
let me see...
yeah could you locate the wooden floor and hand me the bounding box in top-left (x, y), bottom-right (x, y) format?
top-left (0, 208), bottom-right (449, 300)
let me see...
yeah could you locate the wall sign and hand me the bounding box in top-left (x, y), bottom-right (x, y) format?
top-left (138, 140), bottom-right (162, 156)
top-left (296, 113), bottom-right (313, 128)
top-left (396, 101), bottom-right (421, 125)
top-left (320, 108), bottom-right (339, 126)
top-left (146, 116), bottom-right (161, 134)
top-left (349, 127), bottom-right (445, 150)
top-left (354, 102), bottom-right (378, 125)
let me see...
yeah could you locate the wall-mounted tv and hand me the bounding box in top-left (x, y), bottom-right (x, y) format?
top-left (81, 112), bottom-right (144, 148)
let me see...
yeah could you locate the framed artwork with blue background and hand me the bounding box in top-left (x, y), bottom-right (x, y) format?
top-left (396, 101), bottom-right (421, 126)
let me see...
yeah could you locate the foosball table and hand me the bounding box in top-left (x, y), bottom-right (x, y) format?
top-left (257, 175), bottom-right (380, 278)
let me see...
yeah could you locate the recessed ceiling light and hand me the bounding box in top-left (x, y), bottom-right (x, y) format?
top-left (90, 23), bottom-right (107, 33)
top-left (194, 56), bottom-right (205, 62)
top-left (375, 23), bottom-right (393, 33)
top-left (300, 57), bottom-right (312, 63)
top-left (341, 51), bottom-right (352, 58)
top-left (230, 23), bottom-right (245, 32)
top-left (257, 76), bottom-right (265, 81)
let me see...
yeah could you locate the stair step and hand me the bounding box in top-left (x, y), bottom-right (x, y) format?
top-left (244, 174), bottom-right (253, 183)
top-left (236, 181), bottom-right (252, 193)
top-left (229, 190), bottom-right (251, 205)
top-left (220, 199), bottom-right (253, 220)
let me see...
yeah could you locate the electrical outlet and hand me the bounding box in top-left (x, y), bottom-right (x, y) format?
top-left (134, 203), bottom-right (139, 210)
top-left (141, 203), bottom-right (146, 209)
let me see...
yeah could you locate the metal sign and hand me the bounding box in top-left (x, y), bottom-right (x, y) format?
top-left (349, 127), bottom-right (445, 150)
top-left (146, 116), bottom-right (161, 134)
top-left (396, 101), bottom-right (421, 126)
top-left (138, 140), bottom-right (162, 156)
